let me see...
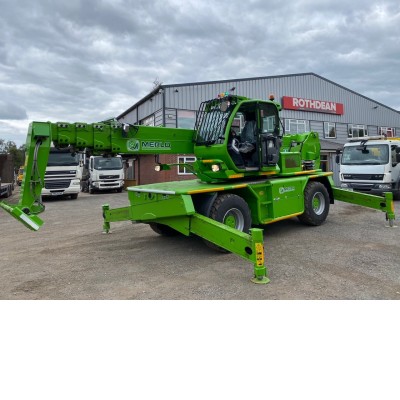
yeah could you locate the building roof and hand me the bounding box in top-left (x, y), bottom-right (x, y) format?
top-left (117, 72), bottom-right (400, 119)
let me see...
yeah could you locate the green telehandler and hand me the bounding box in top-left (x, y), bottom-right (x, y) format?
top-left (0, 94), bottom-right (395, 283)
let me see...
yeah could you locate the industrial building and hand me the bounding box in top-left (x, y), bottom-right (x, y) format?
top-left (117, 72), bottom-right (400, 185)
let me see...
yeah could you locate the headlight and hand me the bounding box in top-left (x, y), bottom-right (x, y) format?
top-left (377, 184), bottom-right (391, 189)
top-left (211, 164), bottom-right (220, 172)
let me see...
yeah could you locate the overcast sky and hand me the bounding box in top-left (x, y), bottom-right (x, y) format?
top-left (1, 0), bottom-right (399, 147)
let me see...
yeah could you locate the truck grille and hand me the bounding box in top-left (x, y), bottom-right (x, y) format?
top-left (99, 174), bottom-right (119, 179)
top-left (342, 174), bottom-right (383, 180)
top-left (45, 170), bottom-right (77, 178)
top-left (44, 180), bottom-right (72, 189)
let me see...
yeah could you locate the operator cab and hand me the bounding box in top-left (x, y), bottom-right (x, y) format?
top-left (195, 95), bottom-right (282, 172)
top-left (228, 101), bottom-right (281, 170)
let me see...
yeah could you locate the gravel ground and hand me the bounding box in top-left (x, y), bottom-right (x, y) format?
top-left (0, 186), bottom-right (399, 299)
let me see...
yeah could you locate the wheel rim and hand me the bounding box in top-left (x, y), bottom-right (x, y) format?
top-left (222, 208), bottom-right (245, 230)
top-left (312, 192), bottom-right (326, 215)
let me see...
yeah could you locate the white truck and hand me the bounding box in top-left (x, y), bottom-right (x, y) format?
top-left (41, 148), bottom-right (82, 199)
top-left (81, 155), bottom-right (124, 194)
top-left (338, 137), bottom-right (400, 200)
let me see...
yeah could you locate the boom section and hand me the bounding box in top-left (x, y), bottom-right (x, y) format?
top-left (51, 121), bottom-right (195, 155)
top-left (0, 121), bottom-right (195, 228)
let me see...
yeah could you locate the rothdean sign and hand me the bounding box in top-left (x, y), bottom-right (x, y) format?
top-left (282, 96), bottom-right (344, 115)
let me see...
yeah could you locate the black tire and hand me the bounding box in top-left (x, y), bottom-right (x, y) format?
top-left (204, 193), bottom-right (252, 252)
top-left (149, 222), bottom-right (179, 236)
top-left (116, 187), bottom-right (123, 193)
top-left (298, 181), bottom-right (330, 226)
top-left (89, 185), bottom-right (95, 194)
top-left (70, 193), bottom-right (78, 200)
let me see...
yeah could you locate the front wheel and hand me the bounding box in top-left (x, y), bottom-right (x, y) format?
top-left (204, 193), bottom-right (252, 252)
top-left (298, 181), bottom-right (330, 226)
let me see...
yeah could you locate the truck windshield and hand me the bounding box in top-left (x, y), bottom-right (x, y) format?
top-left (47, 151), bottom-right (79, 166)
top-left (94, 157), bottom-right (122, 170)
top-left (341, 144), bottom-right (389, 165)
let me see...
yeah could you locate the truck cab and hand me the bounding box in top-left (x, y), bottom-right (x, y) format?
top-left (339, 137), bottom-right (400, 199)
top-left (82, 155), bottom-right (124, 194)
top-left (41, 148), bottom-right (82, 200)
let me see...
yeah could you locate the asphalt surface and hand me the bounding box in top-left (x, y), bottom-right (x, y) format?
top-left (1, 186), bottom-right (399, 299)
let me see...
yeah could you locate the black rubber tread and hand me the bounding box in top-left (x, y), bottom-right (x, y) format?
top-left (298, 181), bottom-right (330, 226)
top-left (204, 193), bottom-right (252, 253)
top-left (149, 222), bottom-right (179, 236)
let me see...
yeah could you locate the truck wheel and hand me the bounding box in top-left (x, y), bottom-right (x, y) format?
top-left (204, 193), bottom-right (252, 252)
top-left (89, 185), bottom-right (94, 194)
top-left (298, 181), bottom-right (330, 226)
top-left (149, 223), bottom-right (179, 236)
top-left (70, 193), bottom-right (78, 200)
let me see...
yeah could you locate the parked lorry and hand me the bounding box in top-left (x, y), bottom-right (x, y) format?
top-left (41, 147), bottom-right (82, 200)
top-left (338, 137), bottom-right (400, 200)
top-left (0, 94), bottom-right (396, 283)
top-left (0, 153), bottom-right (14, 199)
top-left (81, 154), bottom-right (124, 193)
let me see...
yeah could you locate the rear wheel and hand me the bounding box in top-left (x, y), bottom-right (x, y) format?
top-left (204, 193), bottom-right (252, 252)
top-left (149, 222), bottom-right (179, 236)
top-left (298, 181), bottom-right (330, 226)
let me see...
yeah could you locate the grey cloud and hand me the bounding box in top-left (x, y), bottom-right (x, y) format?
top-left (0, 101), bottom-right (28, 120)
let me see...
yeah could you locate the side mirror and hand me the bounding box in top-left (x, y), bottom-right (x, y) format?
top-left (335, 149), bottom-right (341, 164)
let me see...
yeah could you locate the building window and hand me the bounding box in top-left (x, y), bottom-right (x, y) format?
top-left (177, 156), bottom-right (196, 175)
top-left (285, 119), bottom-right (308, 134)
top-left (348, 124), bottom-right (367, 138)
top-left (177, 110), bottom-right (196, 129)
top-left (324, 122), bottom-right (336, 138)
top-left (379, 127), bottom-right (396, 138)
top-left (141, 114), bottom-right (155, 126)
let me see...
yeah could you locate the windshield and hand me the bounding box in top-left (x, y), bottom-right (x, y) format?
top-left (341, 144), bottom-right (389, 165)
top-left (47, 151), bottom-right (79, 166)
top-left (93, 157), bottom-right (123, 170)
top-left (195, 98), bottom-right (234, 145)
